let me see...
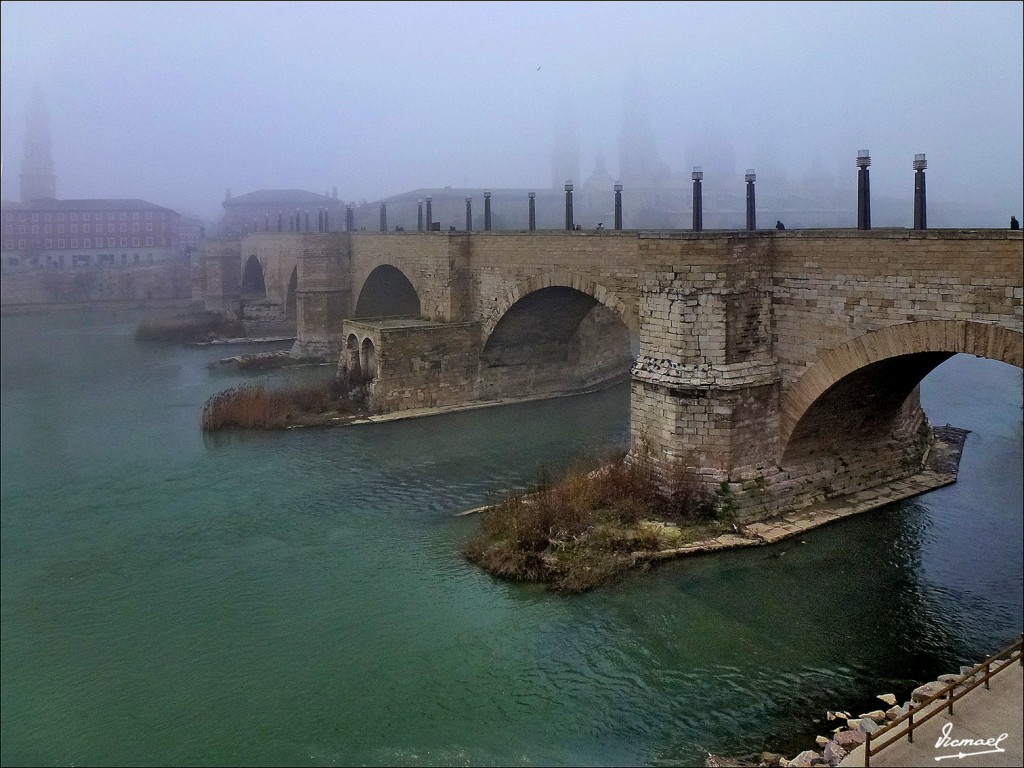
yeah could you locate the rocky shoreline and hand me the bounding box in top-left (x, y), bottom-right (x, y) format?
top-left (707, 654), bottom-right (1019, 767)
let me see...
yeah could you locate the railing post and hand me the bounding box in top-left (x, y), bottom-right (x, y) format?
top-left (865, 732), bottom-right (871, 768)
top-left (985, 661), bottom-right (991, 689)
top-left (947, 688), bottom-right (954, 715)
top-left (908, 710), bottom-right (914, 743)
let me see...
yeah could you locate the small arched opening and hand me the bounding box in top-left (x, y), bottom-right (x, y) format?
top-left (285, 266), bottom-right (298, 319)
top-left (360, 337), bottom-right (378, 382)
top-left (354, 264), bottom-right (420, 318)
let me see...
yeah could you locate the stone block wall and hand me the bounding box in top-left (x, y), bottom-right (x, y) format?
top-left (341, 319), bottom-right (482, 412)
top-left (0, 262), bottom-right (191, 307)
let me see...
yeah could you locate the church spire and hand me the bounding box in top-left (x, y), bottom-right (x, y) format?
top-left (20, 90), bottom-right (56, 202)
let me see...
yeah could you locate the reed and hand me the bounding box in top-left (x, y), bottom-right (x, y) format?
top-left (136, 311), bottom-right (246, 344)
top-left (201, 379), bottom-right (350, 430)
top-left (463, 453), bottom-right (717, 592)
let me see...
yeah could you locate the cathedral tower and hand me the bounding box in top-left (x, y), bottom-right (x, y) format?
top-left (20, 91), bottom-right (56, 202)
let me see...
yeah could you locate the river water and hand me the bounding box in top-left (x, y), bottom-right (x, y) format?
top-left (1, 309), bottom-right (1021, 767)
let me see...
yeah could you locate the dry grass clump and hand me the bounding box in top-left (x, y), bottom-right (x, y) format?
top-left (463, 454), bottom-right (719, 592)
top-left (201, 379), bottom-right (353, 430)
top-left (136, 311), bottom-right (247, 344)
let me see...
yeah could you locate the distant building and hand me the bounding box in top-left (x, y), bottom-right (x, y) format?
top-left (1, 198), bottom-right (182, 271)
top-left (219, 188), bottom-right (346, 235)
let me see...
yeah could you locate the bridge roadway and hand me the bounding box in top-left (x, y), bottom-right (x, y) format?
top-left (840, 665), bottom-right (1023, 767)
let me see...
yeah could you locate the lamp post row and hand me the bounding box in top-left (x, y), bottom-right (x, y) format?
top-left (248, 154), bottom-right (929, 234)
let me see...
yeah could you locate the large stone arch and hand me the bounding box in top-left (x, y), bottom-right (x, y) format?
top-left (482, 270), bottom-right (637, 346)
top-left (284, 266), bottom-right (297, 319)
top-left (477, 272), bottom-right (636, 400)
top-left (241, 254), bottom-right (266, 297)
top-left (780, 320), bottom-right (1023, 461)
top-left (353, 263), bottom-right (422, 318)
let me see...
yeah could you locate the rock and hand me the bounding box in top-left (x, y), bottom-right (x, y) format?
top-left (860, 710), bottom-right (887, 722)
top-left (822, 741), bottom-right (847, 767)
top-left (760, 752), bottom-right (784, 766)
top-left (937, 673), bottom-right (960, 684)
top-left (911, 681), bottom-right (946, 702)
top-left (960, 665), bottom-right (977, 678)
top-left (825, 710), bottom-right (836, 721)
top-left (857, 718), bottom-right (880, 735)
top-left (814, 735), bottom-right (830, 747)
top-left (885, 705), bottom-right (903, 721)
top-left (845, 718), bottom-right (863, 731)
top-left (788, 751), bottom-right (819, 767)
top-left (835, 711), bottom-right (850, 720)
top-left (876, 693), bottom-right (897, 706)
top-left (834, 729), bottom-right (866, 748)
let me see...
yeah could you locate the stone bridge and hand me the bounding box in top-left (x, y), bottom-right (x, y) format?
top-left (202, 228), bottom-right (1022, 520)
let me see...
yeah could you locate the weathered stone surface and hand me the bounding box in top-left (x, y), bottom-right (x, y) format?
top-left (876, 693), bottom-right (897, 706)
top-left (822, 741), bottom-right (847, 766)
top-left (911, 680), bottom-right (947, 703)
top-left (788, 750), bottom-right (819, 767)
top-left (860, 709), bottom-right (887, 722)
top-left (833, 729), bottom-right (866, 748)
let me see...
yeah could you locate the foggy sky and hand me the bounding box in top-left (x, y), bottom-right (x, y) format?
top-left (1, 0), bottom-right (1021, 224)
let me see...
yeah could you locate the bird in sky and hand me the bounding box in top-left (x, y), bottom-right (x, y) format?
top-left (536, 66), bottom-right (541, 70)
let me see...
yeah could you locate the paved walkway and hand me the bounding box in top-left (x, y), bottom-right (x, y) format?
top-left (839, 664), bottom-right (1023, 767)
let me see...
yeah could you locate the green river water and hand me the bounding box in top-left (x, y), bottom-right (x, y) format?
top-left (1, 309), bottom-right (1021, 766)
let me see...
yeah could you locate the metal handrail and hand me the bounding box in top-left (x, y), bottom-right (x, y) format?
top-left (863, 634), bottom-right (1023, 767)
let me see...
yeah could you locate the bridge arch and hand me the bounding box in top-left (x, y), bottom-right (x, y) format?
top-left (478, 272), bottom-right (637, 400)
top-left (482, 271), bottom-right (637, 345)
top-left (241, 254), bottom-right (266, 297)
top-left (780, 320), bottom-right (1023, 464)
top-left (284, 266), bottom-right (297, 319)
top-left (354, 263), bottom-right (421, 318)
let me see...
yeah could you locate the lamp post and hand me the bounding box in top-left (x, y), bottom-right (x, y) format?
top-left (484, 191), bottom-right (491, 231)
top-left (345, 205), bottom-right (354, 232)
top-left (857, 150), bottom-right (871, 230)
top-left (465, 197), bottom-right (472, 231)
top-left (417, 199), bottom-right (423, 232)
top-left (913, 153), bottom-right (927, 230)
top-left (425, 197), bottom-right (433, 231)
top-left (379, 202), bottom-right (387, 232)
top-left (614, 183), bottom-right (623, 230)
top-left (745, 169), bottom-right (756, 231)
top-left (565, 181), bottom-right (574, 231)
top-left (692, 167), bottom-right (703, 231)
top-left (528, 192), bottom-right (536, 231)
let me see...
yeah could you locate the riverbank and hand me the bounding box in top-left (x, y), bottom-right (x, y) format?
top-left (459, 425), bottom-right (969, 592)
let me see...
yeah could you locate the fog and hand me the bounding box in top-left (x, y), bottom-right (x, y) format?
top-left (1, 0), bottom-right (1021, 225)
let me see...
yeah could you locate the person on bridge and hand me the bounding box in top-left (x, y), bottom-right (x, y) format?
top-left (1012, 215), bottom-right (1020, 230)
top-left (775, 220), bottom-right (786, 230)
top-left (596, 223), bottom-right (605, 231)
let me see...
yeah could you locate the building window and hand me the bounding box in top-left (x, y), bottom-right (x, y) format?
top-left (44, 213), bottom-right (52, 221)
top-left (84, 238), bottom-right (91, 247)
top-left (132, 237), bottom-right (140, 247)
top-left (58, 239), bottom-right (65, 248)
top-left (57, 224), bottom-right (64, 234)
top-left (146, 237), bottom-right (153, 246)
top-left (71, 239), bottom-right (78, 248)
top-left (107, 213), bottom-right (115, 221)
top-left (70, 213), bottom-right (77, 221)
top-left (57, 213), bottom-right (64, 221)
top-left (134, 254), bottom-right (140, 263)
top-left (120, 223), bottom-right (126, 233)
top-left (84, 224), bottom-right (91, 233)
top-left (119, 212), bottom-right (126, 220)
top-left (31, 225), bottom-right (39, 234)
top-left (18, 225), bottom-right (25, 234)
top-left (18, 213), bottom-right (25, 221)
top-left (71, 224), bottom-right (78, 233)
top-left (120, 238), bottom-right (127, 247)
top-left (106, 224), bottom-right (114, 234)
top-left (4, 225), bottom-right (10, 235)
top-left (145, 223), bottom-right (153, 232)
top-left (18, 239), bottom-right (26, 249)
top-left (145, 212), bottom-right (153, 220)
top-left (133, 222), bottom-right (139, 232)
top-left (107, 238), bottom-right (115, 247)
top-left (148, 254), bottom-right (154, 264)
top-left (122, 254), bottom-right (127, 264)
top-left (31, 213), bottom-right (39, 221)
top-left (45, 239), bottom-right (52, 248)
